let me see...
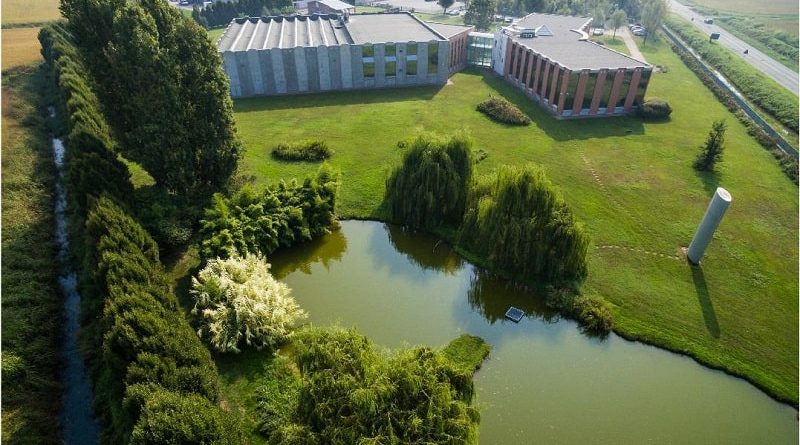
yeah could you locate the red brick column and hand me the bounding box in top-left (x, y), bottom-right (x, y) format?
top-left (589, 69), bottom-right (608, 115)
top-left (524, 50), bottom-right (535, 89)
top-left (547, 64), bottom-right (560, 105)
top-left (623, 68), bottom-right (643, 112)
top-left (556, 69), bottom-right (571, 114)
top-left (503, 40), bottom-right (514, 77)
top-left (571, 69), bottom-right (590, 115)
top-left (539, 59), bottom-right (551, 98)
top-left (604, 69), bottom-right (625, 115)
top-left (532, 55), bottom-right (542, 96)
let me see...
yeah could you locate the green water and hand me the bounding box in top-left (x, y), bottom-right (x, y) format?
top-left (270, 220), bottom-right (798, 444)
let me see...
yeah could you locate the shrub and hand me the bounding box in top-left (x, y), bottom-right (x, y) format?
top-left (200, 165), bottom-right (339, 260)
top-left (545, 287), bottom-right (614, 334)
top-left (191, 253), bottom-right (307, 353)
top-left (637, 98), bottom-right (672, 120)
top-left (459, 164), bottom-right (590, 284)
top-left (271, 140), bottom-right (333, 162)
top-left (694, 120), bottom-right (726, 171)
top-left (257, 327), bottom-right (485, 445)
top-left (128, 388), bottom-right (243, 444)
top-left (385, 133), bottom-right (474, 230)
top-left (477, 96), bottom-right (531, 125)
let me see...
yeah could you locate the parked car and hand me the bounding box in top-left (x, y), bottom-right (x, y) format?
top-left (632, 28), bottom-right (647, 36)
top-left (703, 18), bottom-right (714, 24)
top-left (591, 27), bottom-right (604, 36)
top-left (447, 9), bottom-right (460, 15)
top-left (628, 23), bottom-right (642, 29)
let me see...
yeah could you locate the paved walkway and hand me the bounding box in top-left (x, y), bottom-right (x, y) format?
top-left (668, 0), bottom-right (798, 96)
top-left (619, 27), bottom-right (647, 63)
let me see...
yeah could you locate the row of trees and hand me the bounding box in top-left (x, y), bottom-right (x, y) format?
top-left (41, 22), bottom-right (243, 444)
top-left (465, 0), bottom-right (647, 31)
top-left (60, 0), bottom-right (242, 202)
top-left (258, 328), bottom-right (482, 444)
top-left (192, 0), bottom-right (293, 28)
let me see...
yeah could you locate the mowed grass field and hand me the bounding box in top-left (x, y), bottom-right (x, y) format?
top-left (681, 0), bottom-right (797, 15)
top-left (1, 0), bottom-right (60, 25)
top-left (230, 38), bottom-right (798, 402)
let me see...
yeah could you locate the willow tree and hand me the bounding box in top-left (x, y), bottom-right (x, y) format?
top-left (459, 164), bottom-right (589, 283)
top-left (385, 133), bottom-right (474, 230)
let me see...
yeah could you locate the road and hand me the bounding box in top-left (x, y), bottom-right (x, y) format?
top-left (619, 27), bottom-right (646, 63)
top-left (668, 0), bottom-right (799, 96)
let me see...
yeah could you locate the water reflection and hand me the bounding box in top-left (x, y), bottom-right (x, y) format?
top-left (384, 225), bottom-right (463, 274)
top-left (466, 269), bottom-right (559, 324)
top-left (270, 226), bottom-right (347, 279)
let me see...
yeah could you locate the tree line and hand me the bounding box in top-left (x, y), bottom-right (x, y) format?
top-left (192, 0), bottom-right (293, 29)
top-left (466, 0), bottom-right (646, 31)
top-left (40, 25), bottom-right (243, 443)
top-left (60, 0), bottom-right (242, 203)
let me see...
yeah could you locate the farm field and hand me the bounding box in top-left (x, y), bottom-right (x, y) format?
top-left (228, 37), bottom-right (798, 403)
top-left (679, 0), bottom-right (796, 16)
top-left (1, 0), bottom-right (60, 25)
top-left (2, 28), bottom-right (43, 71)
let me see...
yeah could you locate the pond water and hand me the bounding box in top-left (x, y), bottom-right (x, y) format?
top-left (270, 220), bottom-right (797, 444)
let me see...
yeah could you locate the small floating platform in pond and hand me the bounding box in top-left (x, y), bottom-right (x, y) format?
top-left (504, 307), bottom-right (524, 322)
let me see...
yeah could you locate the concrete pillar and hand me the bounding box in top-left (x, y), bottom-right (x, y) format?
top-left (270, 48), bottom-right (287, 94)
top-left (397, 42), bottom-right (407, 84)
top-left (295, 47), bottom-right (309, 92)
top-left (589, 69), bottom-right (608, 115)
top-left (259, 50), bottom-right (275, 95)
top-left (556, 69), bottom-right (571, 114)
top-left (605, 69), bottom-right (625, 115)
top-left (247, 49), bottom-right (265, 95)
top-left (571, 69), bottom-right (589, 115)
top-left (374, 43), bottom-right (386, 87)
top-left (340, 44), bottom-right (353, 89)
top-left (687, 187), bottom-right (732, 265)
top-left (438, 40), bottom-right (449, 83)
top-left (623, 67), bottom-right (643, 112)
top-left (222, 52), bottom-right (242, 98)
top-left (350, 44), bottom-right (363, 88)
top-left (417, 42), bottom-right (428, 84)
top-left (318, 45), bottom-right (331, 91)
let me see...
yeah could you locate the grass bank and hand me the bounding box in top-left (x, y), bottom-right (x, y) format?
top-left (229, 38), bottom-right (798, 403)
top-left (1, 65), bottom-right (62, 444)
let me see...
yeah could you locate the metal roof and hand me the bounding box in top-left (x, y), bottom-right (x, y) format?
top-left (508, 13), bottom-right (649, 70)
top-left (216, 13), bottom-right (445, 52)
top-left (313, 0), bottom-right (355, 11)
top-left (426, 22), bottom-right (473, 38)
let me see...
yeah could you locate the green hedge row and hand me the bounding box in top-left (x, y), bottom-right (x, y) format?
top-left (666, 17), bottom-right (799, 133)
top-left (40, 25), bottom-right (243, 444)
top-left (39, 25), bottom-right (134, 220)
top-left (666, 36), bottom-right (798, 184)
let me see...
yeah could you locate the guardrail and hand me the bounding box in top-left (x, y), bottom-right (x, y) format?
top-left (662, 25), bottom-right (798, 159)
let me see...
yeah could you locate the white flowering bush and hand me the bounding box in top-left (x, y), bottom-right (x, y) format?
top-left (191, 253), bottom-right (307, 353)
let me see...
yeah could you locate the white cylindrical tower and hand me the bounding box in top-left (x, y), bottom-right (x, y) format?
top-left (687, 187), bottom-right (732, 265)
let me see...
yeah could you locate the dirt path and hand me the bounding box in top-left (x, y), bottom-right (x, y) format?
top-left (619, 27), bottom-right (647, 63)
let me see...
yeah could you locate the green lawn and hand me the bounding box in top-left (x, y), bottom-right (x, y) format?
top-left (229, 37), bottom-right (798, 403)
top-left (1, 66), bottom-right (62, 443)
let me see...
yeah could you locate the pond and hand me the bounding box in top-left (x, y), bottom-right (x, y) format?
top-left (270, 220), bottom-right (797, 444)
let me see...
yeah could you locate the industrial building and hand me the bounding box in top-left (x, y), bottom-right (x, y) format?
top-left (492, 13), bottom-right (652, 117)
top-left (215, 11), bottom-right (651, 117)
top-left (215, 13), bottom-right (472, 97)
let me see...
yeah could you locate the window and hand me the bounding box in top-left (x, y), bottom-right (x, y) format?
top-left (598, 72), bottom-right (614, 109)
top-left (406, 60), bottom-right (417, 75)
top-left (386, 61), bottom-right (396, 76)
top-left (407, 43), bottom-right (417, 56)
top-left (562, 72), bottom-right (580, 110)
top-left (362, 45), bottom-right (374, 58)
top-left (428, 42), bottom-right (438, 74)
top-left (634, 69), bottom-right (651, 106)
top-left (581, 72), bottom-right (597, 109)
top-left (616, 70), bottom-right (634, 108)
top-left (364, 62), bottom-right (375, 78)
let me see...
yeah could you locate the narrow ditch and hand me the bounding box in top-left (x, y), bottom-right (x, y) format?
top-left (51, 109), bottom-right (100, 443)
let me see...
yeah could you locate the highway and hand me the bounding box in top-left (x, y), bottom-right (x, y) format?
top-left (668, 0), bottom-right (799, 96)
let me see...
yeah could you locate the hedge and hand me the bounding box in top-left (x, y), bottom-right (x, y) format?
top-left (476, 96), bottom-right (532, 125)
